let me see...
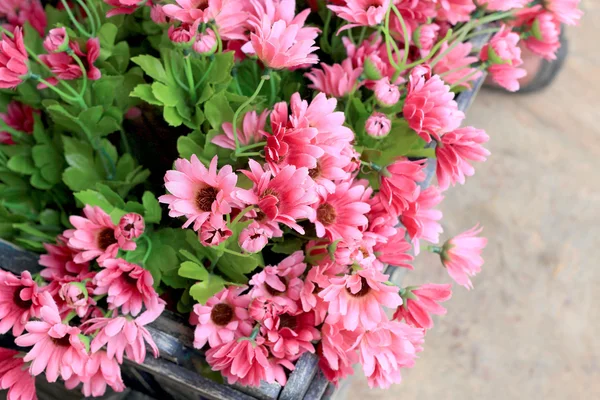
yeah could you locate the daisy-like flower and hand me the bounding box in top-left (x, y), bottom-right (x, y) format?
top-left (67, 205), bottom-right (135, 264)
top-left (436, 126), bottom-right (490, 190)
top-left (39, 235), bottom-right (89, 280)
top-left (43, 27), bottom-right (68, 53)
top-left (0, 27), bottom-right (28, 89)
top-left (191, 287), bottom-right (253, 349)
top-left (318, 322), bottom-right (359, 386)
top-left (199, 214), bottom-right (232, 246)
top-left (0, 271), bottom-right (41, 336)
top-left (413, 23), bottom-right (440, 56)
top-left (64, 351), bottom-right (125, 397)
top-left (15, 293), bottom-right (88, 383)
top-left (104, 0), bottom-right (147, 17)
top-left (93, 258), bottom-right (156, 316)
top-left (433, 42), bottom-right (482, 89)
top-left (544, 0), bottom-right (583, 26)
top-left (213, 110), bottom-right (269, 150)
top-left (478, 0), bottom-right (528, 11)
top-left (436, 0), bottom-right (476, 25)
top-left (239, 221), bottom-right (271, 253)
top-left (305, 59), bottom-right (363, 98)
top-left (115, 213), bottom-right (145, 242)
top-left (264, 310), bottom-right (320, 360)
top-left (328, 0), bottom-right (390, 31)
top-left (403, 65), bottom-right (465, 142)
top-left (379, 157), bottom-right (425, 217)
top-left (393, 283), bottom-right (452, 329)
top-left (319, 268), bottom-right (402, 331)
top-left (480, 26), bottom-right (527, 92)
top-left (401, 186), bottom-right (444, 254)
top-left (523, 12), bottom-right (562, 60)
top-left (373, 226), bottom-right (414, 269)
top-left (373, 77), bottom-right (400, 106)
top-left (441, 224), bottom-right (487, 289)
top-left (248, 251), bottom-right (306, 312)
top-left (0, 348), bottom-right (37, 400)
top-left (0, 101), bottom-right (35, 145)
top-left (311, 180), bottom-right (371, 242)
top-left (159, 155), bottom-right (238, 231)
top-left (234, 160), bottom-right (317, 234)
top-left (365, 112), bottom-right (392, 138)
top-left (308, 153), bottom-right (351, 195)
top-left (58, 281), bottom-right (95, 318)
top-left (38, 38), bottom-right (102, 88)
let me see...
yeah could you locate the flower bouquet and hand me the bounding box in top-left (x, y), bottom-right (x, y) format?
top-left (0, 0), bottom-right (582, 398)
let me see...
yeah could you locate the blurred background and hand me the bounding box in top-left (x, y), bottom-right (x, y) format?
top-left (348, 1), bottom-right (600, 399)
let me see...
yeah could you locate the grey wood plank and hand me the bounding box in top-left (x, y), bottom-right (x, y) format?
top-left (278, 353), bottom-right (320, 400)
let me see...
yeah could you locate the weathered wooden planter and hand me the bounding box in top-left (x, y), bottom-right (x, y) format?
top-left (0, 44), bottom-right (487, 400)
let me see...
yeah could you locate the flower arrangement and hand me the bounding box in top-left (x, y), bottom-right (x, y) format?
top-left (0, 0), bottom-right (582, 398)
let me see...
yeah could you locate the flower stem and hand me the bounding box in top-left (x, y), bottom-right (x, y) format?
top-left (74, 0), bottom-right (96, 36)
top-left (236, 151), bottom-right (262, 158)
top-left (59, 0), bottom-right (92, 38)
top-left (391, 4), bottom-right (410, 69)
top-left (449, 64), bottom-right (487, 90)
top-left (221, 247), bottom-right (254, 258)
top-left (231, 205), bottom-right (255, 225)
top-left (34, 76), bottom-right (86, 108)
top-left (381, 9), bottom-right (401, 72)
top-left (236, 141), bottom-right (267, 153)
top-left (184, 55), bottom-right (197, 104)
top-left (141, 235), bottom-right (153, 266)
top-left (233, 75), bottom-right (270, 156)
top-left (68, 49), bottom-right (88, 100)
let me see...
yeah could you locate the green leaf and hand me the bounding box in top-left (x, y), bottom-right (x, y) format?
top-left (62, 137), bottom-right (102, 191)
top-left (130, 84), bottom-right (162, 106)
top-left (179, 249), bottom-right (202, 264)
top-left (98, 23), bottom-right (118, 60)
top-left (177, 134), bottom-right (205, 160)
top-left (74, 190), bottom-right (114, 212)
top-left (142, 191), bottom-right (162, 224)
top-left (32, 144), bottom-right (63, 184)
top-left (179, 261), bottom-right (207, 280)
top-left (271, 238), bottom-right (303, 255)
top-left (374, 119), bottom-right (426, 166)
top-left (206, 52), bottom-right (235, 85)
top-left (152, 82), bottom-right (180, 107)
top-left (7, 154), bottom-right (36, 175)
top-left (131, 55), bottom-right (169, 84)
top-left (204, 93), bottom-right (234, 129)
top-left (189, 276), bottom-right (225, 305)
top-left (39, 209), bottom-right (61, 227)
top-left (163, 106), bottom-right (183, 127)
top-left (404, 148), bottom-right (436, 158)
top-left (97, 183), bottom-right (126, 209)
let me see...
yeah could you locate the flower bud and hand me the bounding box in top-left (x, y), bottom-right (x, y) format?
top-left (43, 27), bottom-right (69, 53)
top-left (363, 56), bottom-right (383, 80)
top-left (373, 78), bottom-right (400, 106)
top-left (116, 213), bottom-right (145, 241)
top-left (193, 28), bottom-right (218, 55)
top-left (168, 24), bottom-right (197, 48)
top-left (365, 112), bottom-right (392, 138)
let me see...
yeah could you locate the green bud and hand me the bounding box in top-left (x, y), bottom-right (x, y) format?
top-left (363, 57), bottom-right (383, 80)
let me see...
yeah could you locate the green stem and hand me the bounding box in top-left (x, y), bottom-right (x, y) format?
top-left (322, 10), bottom-right (332, 52)
top-left (63, 311), bottom-right (78, 324)
top-left (68, 50), bottom-right (88, 100)
top-left (59, 0), bottom-right (92, 37)
top-left (231, 205), bottom-right (255, 225)
top-left (74, 0), bottom-right (96, 36)
top-left (221, 247), bottom-right (254, 258)
top-left (236, 151), bottom-right (262, 158)
top-left (212, 24), bottom-right (223, 53)
top-left (141, 235), bottom-right (153, 266)
top-left (358, 26), bottom-right (367, 44)
top-left (184, 56), bottom-right (197, 103)
top-left (268, 69), bottom-right (276, 104)
top-left (449, 64), bottom-right (486, 90)
top-left (381, 9), bottom-right (401, 71)
top-left (391, 4), bottom-right (410, 69)
top-left (35, 76), bottom-right (86, 107)
top-left (0, 121), bottom-right (33, 144)
top-left (196, 60), bottom-right (214, 89)
top-left (233, 75), bottom-right (269, 156)
top-left (236, 141), bottom-right (266, 153)
top-left (463, 27), bottom-right (501, 41)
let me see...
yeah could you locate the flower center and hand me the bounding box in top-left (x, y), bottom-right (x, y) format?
top-left (278, 314), bottom-right (298, 331)
top-left (12, 288), bottom-right (31, 310)
top-left (265, 276), bottom-right (287, 296)
top-left (97, 228), bottom-right (117, 250)
top-left (124, 223), bottom-right (134, 231)
top-left (261, 188), bottom-right (279, 198)
top-left (123, 273), bottom-right (138, 288)
top-left (210, 303), bottom-right (234, 326)
top-left (51, 335), bottom-right (72, 347)
top-left (346, 277), bottom-right (371, 297)
top-left (196, 186), bottom-right (218, 212)
top-left (308, 163), bottom-right (321, 179)
top-left (197, 0), bottom-right (209, 10)
top-left (317, 203), bottom-right (337, 226)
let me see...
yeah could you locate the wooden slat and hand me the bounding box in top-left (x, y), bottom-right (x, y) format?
top-left (278, 353), bottom-right (320, 400)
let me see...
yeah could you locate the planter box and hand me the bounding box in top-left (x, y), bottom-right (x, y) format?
top-left (0, 57), bottom-right (487, 400)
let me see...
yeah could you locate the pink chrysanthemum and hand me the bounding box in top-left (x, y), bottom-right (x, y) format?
top-left (0, 271), bottom-right (41, 336)
top-left (64, 350), bottom-right (125, 397)
top-left (442, 224), bottom-right (487, 289)
top-left (264, 310), bottom-right (320, 360)
top-left (38, 38), bottom-right (101, 88)
top-left (480, 26), bottom-right (527, 92)
top-left (328, 0), bottom-right (390, 31)
top-left (39, 235), bottom-right (89, 280)
top-left (239, 221), bottom-right (271, 253)
top-left (104, 0), bottom-right (147, 17)
top-left (524, 12), bottom-right (562, 60)
top-left (213, 110), bottom-right (269, 150)
top-left (199, 214), bottom-right (232, 246)
top-left (159, 155), bottom-right (238, 231)
top-left (413, 23), bottom-right (440, 55)
top-left (58, 281), bottom-right (95, 318)
top-left (311, 180), bottom-right (371, 242)
top-left (234, 160), bottom-right (317, 234)
top-left (115, 213), bottom-right (145, 242)
top-left (191, 287), bottom-right (252, 349)
top-left (305, 59), bottom-right (363, 98)
top-left (436, 126), bottom-right (490, 190)
top-left (299, 264), bottom-right (330, 324)
top-left (319, 268), bottom-right (402, 331)
top-left (15, 293), bottom-right (88, 383)
top-left (0, 101), bottom-right (35, 145)
top-left (93, 258), bottom-right (156, 316)
top-left (433, 42), bottom-right (482, 89)
top-left (0, 348), bottom-right (37, 400)
top-left (67, 205), bottom-right (134, 264)
top-left (318, 322), bottom-right (359, 386)
top-left (393, 283), bottom-right (452, 329)
top-left (379, 157), bottom-right (425, 217)
top-left (373, 77), bottom-right (400, 106)
top-left (403, 66), bottom-right (465, 142)
top-left (0, 27), bottom-right (28, 89)
top-left (436, 0), bottom-right (476, 25)
top-left (365, 112), bottom-right (392, 138)
top-left (478, 0), bottom-right (528, 11)
top-left (401, 186), bottom-right (444, 254)
top-left (373, 226), bottom-right (414, 269)
top-left (1, 0), bottom-right (46, 37)
top-left (544, 0), bottom-right (583, 26)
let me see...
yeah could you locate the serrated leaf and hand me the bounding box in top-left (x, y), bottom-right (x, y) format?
top-left (97, 183), bottom-right (126, 209)
top-left (189, 275), bottom-right (225, 304)
top-left (177, 135), bottom-right (204, 160)
top-left (130, 84), bottom-right (162, 106)
top-left (204, 93), bottom-right (234, 129)
top-left (271, 238), bottom-right (303, 255)
top-left (179, 261), bottom-right (208, 280)
top-left (163, 106), bottom-right (183, 127)
top-left (152, 82), bottom-right (180, 107)
top-left (74, 190), bottom-right (114, 213)
top-left (7, 154), bottom-right (36, 175)
top-left (142, 191), bottom-right (161, 224)
top-left (131, 55), bottom-right (169, 83)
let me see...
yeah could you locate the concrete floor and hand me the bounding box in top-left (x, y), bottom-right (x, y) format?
top-left (347, 1), bottom-right (600, 399)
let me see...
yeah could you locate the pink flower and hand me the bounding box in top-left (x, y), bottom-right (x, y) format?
top-left (544, 0), bottom-right (583, 25)
top-left (168, 22), bottom-right (198, 46)
top-left (1, 0), bottom-right (46, 37)
top-left (328, 0), bottom-right (390, 31)
top-left (478, 0), bottom-right (528, 11)
top-left (401, 186), bottom-right (444, 254)
top-left (305, 59), bottom-right (363, 98)
top-left (239, 221), bottom-right (270, 253)
top-left (442, 224), bottom-right (487, 289)
top-left (205, 336), bottom-right (274, 387)
top-left (83, 303), bottom-right (164, 364)
top-left (93, 258), bottom-right (156, 316)
top-left (38, 38), bottom-right (101, 88)
top-left (318, 322), bottom-right (358, 386)
top-left (352, 320), bottom-right (424, 388)
top-left (0, 348), bottom-right (37, 400)
top-left (480, 26), bottom-right (527, 92)
top-left (308, 152), bottom-right (352, 195)
top-left (403, 66), bottom-right (464, 142)
top-left (193, 28), bottom-right (218, 54)
top-left (162, 0), bottom-right (211, 23)
top-left (433, 42), bottom-right (482, 89)
top-left (373, 226), bottom-right (414, 268)
top-left (373, 77), bottom-right (400, 106)
top-left (213, 110), bottom-right (269, 150)
top-left (65, 351), bottom-right (124, 397)
top-left (264, 310), bottom-right (320, 359)
top-left (67, 205), bottom-right (133, 264)
top-left (248, 251), bottom-right (306, 312)
top-left (379, 157), bottom-right (425, 217)
top-left (0, 27), bottom-right (28, 89)
top-left (234, 160), bottom-right (317, 234)
top-left (299, 264), bottom-right (330, 324)
top-left (59, 281), bottom-right (95, 318)
top-left (319, 268), bottom-right (402, 331)
top-left (191, 287), bottom-right (252, 349)
top-left (0, 101), bottom-right (35, 145)
top-left (413, 23), bottom-right (440, 55)
top-left (115, 213), bottom-right (145, 242)
top-left (43, 27), bottom-right (68, 53)
top-left (150, 4), bottom-right (168, 23)
top-left (311, 180), bottom-right (371, 242)
top-left (159, 155), bottom-right (238, 231)
top-left (15, 293), bottom-right (88, 382)
top-left (199, 214), bottom-right (232, 246)
top-left (393, 283), bottom-right (452, 329)
top-left (0, 271), bottom-right (41, 336)
top-left (242, 15), bottom-right (319, 70)
top-left (524, 12), bottom-right (562, 60)
top-left (436, 126), bottom-right (490, 190)
top-left (104, 0), bottom-right (147, 17)
top-left (40, 235), bottom-right (89, 280)
top-left (365, 112), bottom-right (392, 138)
top-left (436, 0), bottom-right (476, 25)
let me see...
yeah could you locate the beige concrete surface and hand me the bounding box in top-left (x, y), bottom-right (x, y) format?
top-left (347, 2), bottom-right (600, 399)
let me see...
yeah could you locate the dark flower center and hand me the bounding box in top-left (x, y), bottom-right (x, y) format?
top-left (51, 335), bottom-right (72, 347)
top-left (97, 228), bottom-right (117, 250)
top-left (265, 276), bottom-right (287, 296)
top-left (261, 188), bottom-right (279, 198)
top-left (13, 288), bottom-right (31, 309)
top-left (308, 164), bottom-right (321, 179)
top-left (124, 223), bottom-right (134, 231)
top-left (197, 0), bottom-right (209, 10)
top-left (278, 314), bottom-right (298, 331)
top-left (210, 303), bottom-right (234, 326)
top-left (256, 211), bottom-right (267, 222)
top-left (346, 277), bottom-right (371, 297)
top-left (317, 203), bottom-right (337, 226)
top-left (123, 273), bottom-right (138, 288)
top-left (196, 186), bottom-right (218, 212)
